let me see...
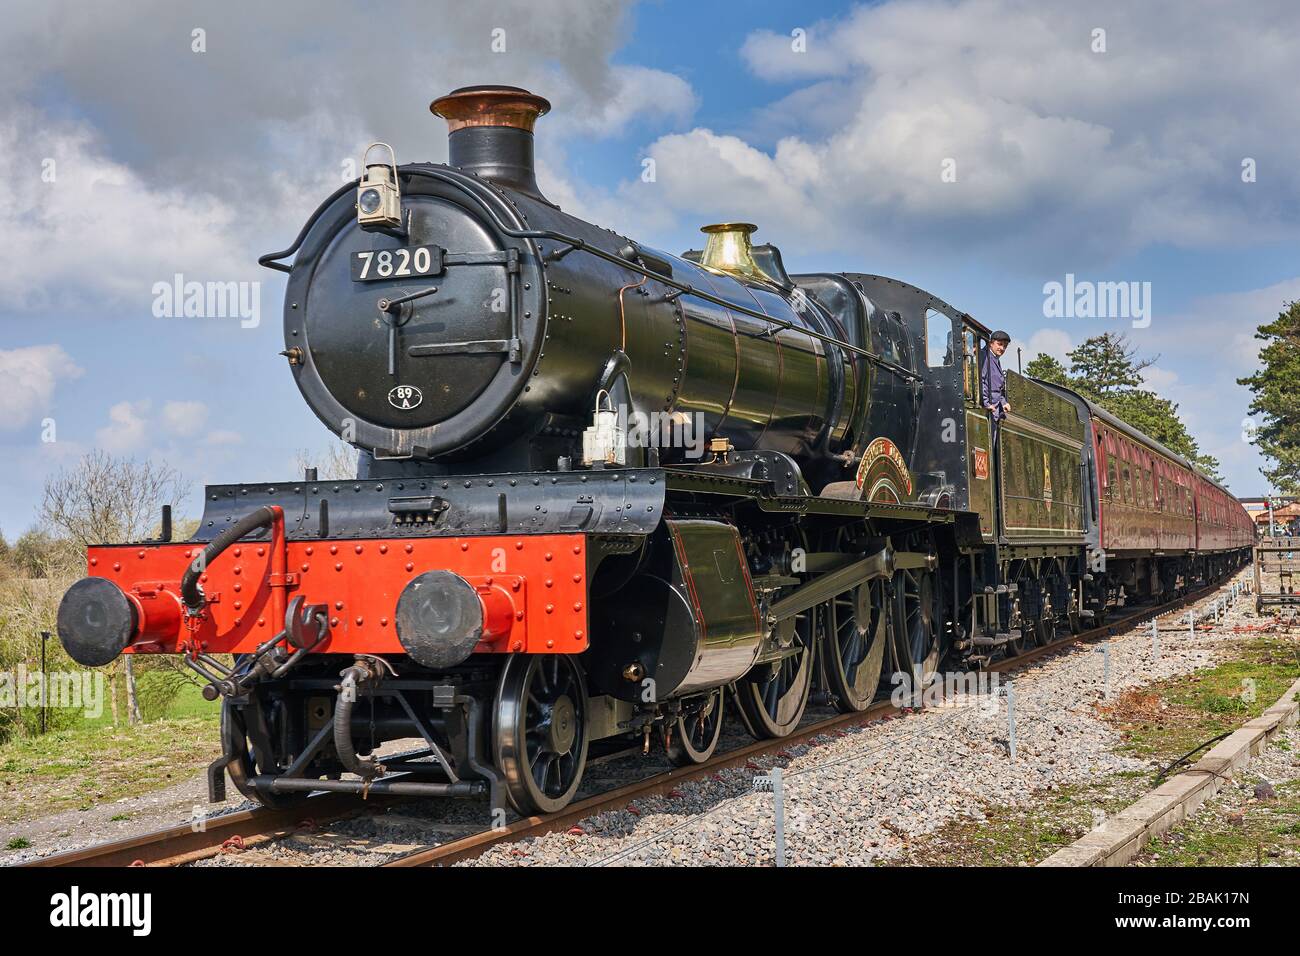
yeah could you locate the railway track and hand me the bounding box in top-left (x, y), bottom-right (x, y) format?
top-left (20, 575), bottom-right (1242, 869)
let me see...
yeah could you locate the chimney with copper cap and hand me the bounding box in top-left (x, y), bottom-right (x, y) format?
top-left (430, 85), bottom-right (551, 201)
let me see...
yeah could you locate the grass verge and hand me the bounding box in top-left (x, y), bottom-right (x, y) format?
top-left (887, 629), bottom-right (1300, 866)
top-left (0, 707), bottom-right (220, 828)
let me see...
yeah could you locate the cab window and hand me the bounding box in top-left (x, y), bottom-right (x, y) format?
top-left (925, 309), bottom-right (953, 367)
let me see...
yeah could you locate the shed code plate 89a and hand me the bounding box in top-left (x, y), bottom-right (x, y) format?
top-left (353, 244), bottom-right (444, 281)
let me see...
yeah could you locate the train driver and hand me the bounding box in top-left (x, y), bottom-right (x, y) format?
top-left (981, 330), bottom-right (1012, 442)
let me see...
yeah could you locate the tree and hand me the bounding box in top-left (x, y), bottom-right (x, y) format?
top-left (1024, 353), bottom-right (1070, 386)
top-left (42, 449), bottom-right (189, 548)
top-left (1026, 333), bottom-right (1222, 481)
top-left (10, 528), bottom-right (77, 578)
top-left (1238, 300), bottom-right (1300, 494)
top-left (295, 440), bottom-right (358, 481)
top-left (1065, 331), bottom-right (1154, 396)
top-left (39, 451), bottom-right (190, 725)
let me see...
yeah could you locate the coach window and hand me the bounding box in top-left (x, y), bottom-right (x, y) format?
top-left (1122, 464), bottom-right (1131, 503)
top-left (1106, 457), bottom-right (1117, 499)
top-left (925, 309), bottom-right (953, 367)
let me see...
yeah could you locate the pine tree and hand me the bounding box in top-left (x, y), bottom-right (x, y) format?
top-left (1238, 300), bottom-right (1300, 493)
top-left (1024, 353), bottom-right (1070, 386)
top-left (1065, 332), bottom-right (1153, 396)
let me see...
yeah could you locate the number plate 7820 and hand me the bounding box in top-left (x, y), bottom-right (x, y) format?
top-left (352, 244), bottom-right (444, 281)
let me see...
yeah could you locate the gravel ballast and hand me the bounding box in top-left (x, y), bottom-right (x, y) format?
top-left (465, 576), bottom-right (1262, 866)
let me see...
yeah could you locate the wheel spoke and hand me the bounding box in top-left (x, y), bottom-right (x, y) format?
top-left (841, 627), bottom-right (863, 669)
top-left (763, 673), bottom-right (781, 711)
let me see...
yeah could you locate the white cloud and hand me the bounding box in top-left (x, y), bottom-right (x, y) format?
top-left (556, 64), bottom-right (696, 139)
top-left (161, 400), bottom-right (208, 437)
top-left (205, 429), bottom-right (243, 446)
top-left (1142, 277), bottom-right (1300, 375)
top-left (95, 400), bottom-right (150, 453)
top-left (0, 108), bottom-right (250, 313)
top-left (0, 344), bottom-right (82, 429)
top-left (1026, 328), bottom-right (1073, 364)
top-left (0, 1), bottom-right (703, 315)
top-left (643, 129), bottom-right (834, 244)
top-left (1140, 365), bottom-right (1179, 392)
top-left (625, 0), bottom-right (1300, 264)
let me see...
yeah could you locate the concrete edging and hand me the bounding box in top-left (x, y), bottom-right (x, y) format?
top-left (1038, 673), bottom-right (1300, 867)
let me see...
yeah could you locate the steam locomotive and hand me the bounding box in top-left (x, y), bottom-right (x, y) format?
top-left (56, 86), bottom-right (1253, 815)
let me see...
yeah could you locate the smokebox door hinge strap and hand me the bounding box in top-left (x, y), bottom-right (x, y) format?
top-left (436, 248), bottom-right (523, 363)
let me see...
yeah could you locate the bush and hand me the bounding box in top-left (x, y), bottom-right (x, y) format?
top-left (0, 574), bottom-right (92, 744)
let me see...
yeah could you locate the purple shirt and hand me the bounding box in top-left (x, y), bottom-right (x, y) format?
top-left (981, 347), bottom-right (1007, 420)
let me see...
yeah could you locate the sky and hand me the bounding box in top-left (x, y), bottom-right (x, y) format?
top-left (0, 0), bottom-right (1296, 538)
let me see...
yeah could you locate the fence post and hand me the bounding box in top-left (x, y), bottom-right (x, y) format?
top-left (754, 768), bottom-right (787, 867)
top-left (39, 630), bottom-right (50, 735)
top-left (1007, 682), bottom-right (1017, 761)
top-left (772, 767), bottom-right (785, 867)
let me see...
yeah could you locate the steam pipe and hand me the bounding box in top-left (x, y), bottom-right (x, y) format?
top-left (180, 505), bottom-right (281, 612)
top-left (335, 660), bottom-right (383, 779)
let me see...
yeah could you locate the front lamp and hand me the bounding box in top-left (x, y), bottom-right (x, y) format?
top-left (358, 187), bottom-right (383, 215)
top-left (356, 142), bottom-right (402, 229)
